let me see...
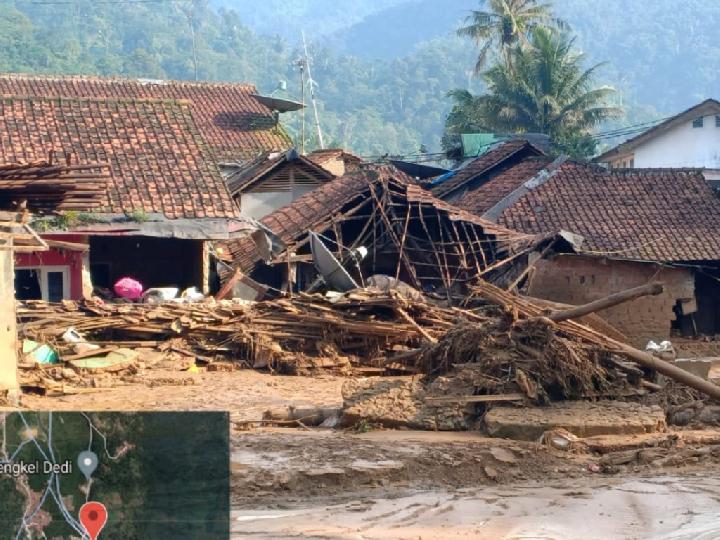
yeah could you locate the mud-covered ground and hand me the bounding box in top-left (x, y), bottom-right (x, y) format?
top-left (12, 370), bottom-right (720, 539)
top-left (231, 474), bottom-right (720, 539)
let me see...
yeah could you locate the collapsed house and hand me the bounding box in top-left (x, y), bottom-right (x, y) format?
top-left (432, 141), bottom-right (720, 347)
top-left (221, 165), bottom-right (541, 300)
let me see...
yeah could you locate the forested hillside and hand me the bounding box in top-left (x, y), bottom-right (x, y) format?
top-left (0, 0), bottom-right (718, 156)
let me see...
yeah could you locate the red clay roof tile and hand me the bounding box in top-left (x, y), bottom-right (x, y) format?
top-left (0, 96), bottom-right (238, 219)
top-left (452, 157), bottom-right (720, 262)
top-left (431, 140), bottom-right (544, 198)
top-left (0, 74), bottom-right (292, 161)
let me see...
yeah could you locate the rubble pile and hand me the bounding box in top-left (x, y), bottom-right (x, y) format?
top-left (419, 316), bottom-right (628, 403)
top-left (15, 288), bottom-right (470, 392)
top-left (337, 280), bottom-right (720, 431)
top-left (17, 278), bottom-right (720, 420)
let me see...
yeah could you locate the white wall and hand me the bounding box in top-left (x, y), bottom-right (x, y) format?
top-left (634, 113), bottom-right (720, 168)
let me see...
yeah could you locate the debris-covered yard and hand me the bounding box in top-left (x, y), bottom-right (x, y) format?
top-left (12, 270), bottom-right (720, 526)
top-left (7, 149), bottom-right (720, 538)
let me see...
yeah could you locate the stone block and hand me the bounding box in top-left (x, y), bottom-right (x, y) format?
top-left (485, 401), bottom-right (666, 441)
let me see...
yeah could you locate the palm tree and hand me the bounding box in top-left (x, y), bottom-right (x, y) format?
top-left (476, 28), bottom-right (622, 156)
top-left (458, 0), bottom-right (560, 73)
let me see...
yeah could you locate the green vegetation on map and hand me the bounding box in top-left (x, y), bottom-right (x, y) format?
top-left (0, 411), bottom-right (229, 539)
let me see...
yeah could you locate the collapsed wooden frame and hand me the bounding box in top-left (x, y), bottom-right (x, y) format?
top-left (238, 172), bottom-right (540, 299)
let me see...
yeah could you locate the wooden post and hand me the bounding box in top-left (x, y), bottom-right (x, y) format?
top-left (215, 268), bottom-right (242, 300)
top-left (0, 240), bottom-right (19, 403)
top-left (609, 339), bottom-right (720, 401)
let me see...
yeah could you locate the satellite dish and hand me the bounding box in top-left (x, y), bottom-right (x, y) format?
top-left (310, 232), bottom-right (359, 292)
top-left (251, 94), bottom-right (305, 113)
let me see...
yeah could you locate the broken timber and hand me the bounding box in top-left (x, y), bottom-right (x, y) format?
top-left (475, 281), bottom-right (720, 401)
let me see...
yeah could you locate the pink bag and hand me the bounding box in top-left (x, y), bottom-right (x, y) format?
top-left (114, 277), bottom-right (144, 300)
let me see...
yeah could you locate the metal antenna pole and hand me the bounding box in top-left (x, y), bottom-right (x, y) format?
top-left (302, 30), bottom-right (325, 150)
top-left (300, 60), bottom-right (306, 154)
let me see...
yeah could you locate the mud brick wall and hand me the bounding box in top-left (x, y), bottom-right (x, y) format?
top-left (527, 254), bottom-right (695, 347)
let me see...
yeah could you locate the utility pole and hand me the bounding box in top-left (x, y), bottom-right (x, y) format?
top-left (176, 0), bottom-right (206, 81)
top-left (302, 31), bottom-right (325, 150)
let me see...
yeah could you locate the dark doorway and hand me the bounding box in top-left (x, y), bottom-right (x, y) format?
top-left (89, 236), bottom-right (204, 293)
top-left (15, 269), bottom-right (41, 300)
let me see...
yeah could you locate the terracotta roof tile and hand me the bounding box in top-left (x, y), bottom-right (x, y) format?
top-left (0, 96), bottom-right (237, 219)
top-left (0, 74), bottom-right (292, 161)
top-left (226, 165), bottom-right (534, 272)
top-left (431, 140), bottom-right (544, 198)
top-left (454, 157), bottom-right (551, 215)
top-left (454, 157), bottom-right (720, 262)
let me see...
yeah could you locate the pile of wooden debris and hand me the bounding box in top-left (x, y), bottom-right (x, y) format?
top-left (412, 280), bottom-right (720, 405)
top-left (16, 279), bottom-right (720, 407)
top-left (16, 289), bottom-right (469, 393)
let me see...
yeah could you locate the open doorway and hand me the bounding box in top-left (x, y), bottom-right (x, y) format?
top-left (89, 236), bottom-right (205, 293)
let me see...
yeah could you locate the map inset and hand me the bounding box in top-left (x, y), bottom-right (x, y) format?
top-left (0, 411), bottom-right (230, 539)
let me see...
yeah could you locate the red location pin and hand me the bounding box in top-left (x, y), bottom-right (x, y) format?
top-left (79, 502), bottom-right (108, 540)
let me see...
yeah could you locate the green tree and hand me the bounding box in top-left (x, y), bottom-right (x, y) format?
top-left (441, 89), bottom-right (489, 153)
top-left (458, 0), bottom-right (560, 73)
top-left (456, 28), bottom-right (622, 157)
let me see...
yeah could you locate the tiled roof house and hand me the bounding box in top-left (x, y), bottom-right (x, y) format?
top-left (0, 74), bottom-right (292, 161)
top-left (0, 96), bottom-right (237, 219)
top-left (0, 73), bottom-right (293, 301)
top-left (434, 147), bottom-right (720, 343)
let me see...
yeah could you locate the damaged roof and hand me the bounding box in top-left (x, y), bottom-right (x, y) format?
top-left (0, 74), bottom-right (292, 161)
top-left (0, 158), bottom-right (111, 212)
top-left (226, 164), bottom-right (537, 273)
top-left (306, 148), bottom-right (362, 166)
top-left (0, 96), bottom-right (238, 219)
top-left (431, 139), bottom-right (546, 198)
top-left (453, 156), bottom-right (720, 262)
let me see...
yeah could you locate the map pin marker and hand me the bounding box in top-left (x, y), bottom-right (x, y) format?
top-left (79, 501), bottom-right (108, 540)
top-left (77, 451), bottom-right (99, 481)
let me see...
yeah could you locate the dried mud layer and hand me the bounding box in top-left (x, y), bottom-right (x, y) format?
top-left (230, 427), bottom-right (720, 509)
top-left (11, 370), bottom-right (720, 517)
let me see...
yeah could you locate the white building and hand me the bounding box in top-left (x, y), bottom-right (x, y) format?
top-left (596, 99), bottom-right (720, 181)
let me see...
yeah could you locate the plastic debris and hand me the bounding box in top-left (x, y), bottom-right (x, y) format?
top-left (22, 340), bottom-right (58, 364)
top-left (114, 277), bottom-right (144, 300)
top-left (645, 340), bottom-right (677, 360)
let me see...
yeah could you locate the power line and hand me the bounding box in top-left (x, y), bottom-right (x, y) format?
top-left (21, 0), bottom-right (182, 5)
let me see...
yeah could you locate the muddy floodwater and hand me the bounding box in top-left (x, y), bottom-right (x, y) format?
top-left (232, 474), bottom-right (720, 540)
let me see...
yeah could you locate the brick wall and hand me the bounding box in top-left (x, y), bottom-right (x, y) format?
top-left (526, 254), bottom-right (695, 347)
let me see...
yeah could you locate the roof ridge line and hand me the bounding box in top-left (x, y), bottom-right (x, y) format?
top-left (0, 94), bottom-right (193, 107)
top-left (482, 155), bottom-right (568, 223)
top-left (0, 72), bottom-right (257, 89)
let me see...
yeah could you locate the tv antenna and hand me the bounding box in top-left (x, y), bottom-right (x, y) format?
top-left (301, 30), bottom-right (325, 151)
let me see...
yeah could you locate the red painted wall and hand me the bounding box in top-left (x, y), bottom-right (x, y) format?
top-left (15, 234), bottom-right (86, 300)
